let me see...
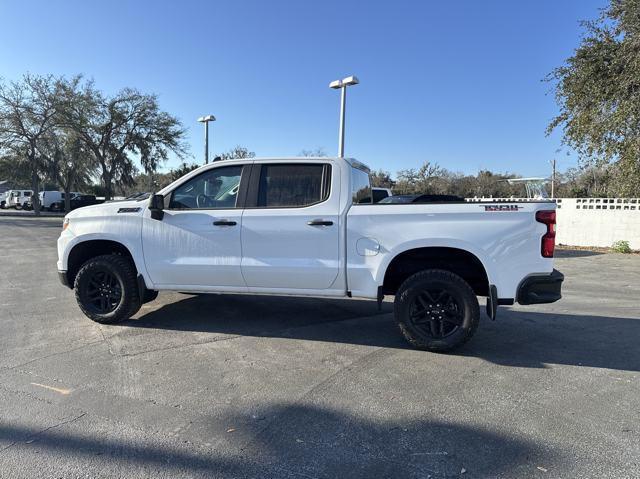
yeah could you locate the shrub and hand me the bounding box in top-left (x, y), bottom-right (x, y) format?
top-left (611, 240), bottom-right (632, 254)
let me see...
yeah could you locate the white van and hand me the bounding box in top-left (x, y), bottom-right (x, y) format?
top-left (6, 190), bottom-right (33, 209)
top-left (39, 191), bottom-right (80, 210)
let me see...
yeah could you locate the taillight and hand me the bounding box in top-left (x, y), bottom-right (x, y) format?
top-left (536, 210), bottom-right (556, 258)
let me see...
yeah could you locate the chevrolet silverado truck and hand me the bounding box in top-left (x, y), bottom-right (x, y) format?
top-left (57, 157), bottom-right (563, 351)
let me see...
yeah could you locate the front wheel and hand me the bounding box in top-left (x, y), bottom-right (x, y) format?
top-left (394, 269), bottom-right (480, 352)
top-left (74, 254), bottom-right (141, 323)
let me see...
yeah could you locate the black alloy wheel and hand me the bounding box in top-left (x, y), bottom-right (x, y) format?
top-left (408, 289), bottom-right (463, 339)
top-left (84, 269), bottom-right (123, 314)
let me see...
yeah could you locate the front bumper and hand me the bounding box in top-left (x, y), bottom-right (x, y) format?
top-left (517, 269), bottom-right (564, 305)
top-left (58, 270), bottom-right (71, 288)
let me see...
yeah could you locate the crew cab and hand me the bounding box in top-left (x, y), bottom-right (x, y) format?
top-left (57, 157), bottom-right (563, 351)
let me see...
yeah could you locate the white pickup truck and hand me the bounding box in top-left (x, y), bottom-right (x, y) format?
top-left (57, 157), bottom-right (563, 351)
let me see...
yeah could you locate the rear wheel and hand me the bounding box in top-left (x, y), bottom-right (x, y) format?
top-left (394, 269), bottom-right (479, 352)
top-left (74, 254), bottom-right (141, 323)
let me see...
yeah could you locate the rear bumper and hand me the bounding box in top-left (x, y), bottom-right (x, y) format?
top-left (517, 269), bottom-right (564, 305)
top-left (58, 270), bottom-right (71, 288)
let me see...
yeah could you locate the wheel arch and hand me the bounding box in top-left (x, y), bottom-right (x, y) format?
top-left (65, 239), bottom-right (143, 288)
top-left (381, 245), bottom-right (491, 296)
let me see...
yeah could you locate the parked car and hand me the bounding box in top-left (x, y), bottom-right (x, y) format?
top-left (57, 157), bottom-right (563, 352)
top-left (50, 194), bottom-right (101, 212)
top-left (379, 194), bottom-right (465, 204)
top-left (5, 189), bottom-right (33, 209)
top-left (39, 191), bottom-right (80, 210)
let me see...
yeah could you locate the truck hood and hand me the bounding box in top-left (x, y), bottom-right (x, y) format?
top-left (66, 199), bottom-right (146, 219)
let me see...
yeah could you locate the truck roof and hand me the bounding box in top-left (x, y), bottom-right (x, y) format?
top-left (239, 156), bottom-right (371, 173)
top-left (158, 157), bottom-right (372, 197)
top-left (216, 156), bottom-right (371, 172)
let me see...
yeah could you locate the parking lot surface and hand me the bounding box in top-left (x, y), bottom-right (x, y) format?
top-left (0, 216), bottom-right (638, 478)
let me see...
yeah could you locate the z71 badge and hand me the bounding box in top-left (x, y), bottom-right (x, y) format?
top-left (482, 204), bottom-right (523, 211)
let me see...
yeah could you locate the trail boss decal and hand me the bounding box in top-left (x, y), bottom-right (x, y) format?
top-left (482, 204), bottom-right (523, 212)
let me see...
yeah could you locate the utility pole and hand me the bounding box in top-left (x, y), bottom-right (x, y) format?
top-left (550, 159), bottom-right (556, 198)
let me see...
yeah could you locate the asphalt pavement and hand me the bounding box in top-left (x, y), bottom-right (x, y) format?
top-left (0, 216), bottom-right (638, 478)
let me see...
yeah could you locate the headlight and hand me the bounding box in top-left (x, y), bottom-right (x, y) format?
top-left (62, 218), bottom-right (70, 231)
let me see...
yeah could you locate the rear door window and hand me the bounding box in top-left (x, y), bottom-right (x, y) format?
top-left (256, 164), bottom-right (331, 208)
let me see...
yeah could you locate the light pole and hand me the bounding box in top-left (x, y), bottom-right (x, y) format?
top-left (550, 158), bottom-right (556, 198)
top-left (197, 115), bottom-right (216, 164)
top-left (329, 75), bottom-right (359, 157)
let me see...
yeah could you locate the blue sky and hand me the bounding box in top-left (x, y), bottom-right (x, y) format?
top-left (0, 0), bottom-right (604, 177)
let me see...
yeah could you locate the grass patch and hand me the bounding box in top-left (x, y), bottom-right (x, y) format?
top-left (611, 240), bottom-right (633, 254)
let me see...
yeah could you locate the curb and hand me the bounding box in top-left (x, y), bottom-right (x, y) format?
top-left (0, 211), bottom-right (65, 218)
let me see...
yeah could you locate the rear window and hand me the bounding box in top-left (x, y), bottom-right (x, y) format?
top-left (257, 164), bottom-right (330, 207)
top-left (352, 168), bottom-right (372, 204)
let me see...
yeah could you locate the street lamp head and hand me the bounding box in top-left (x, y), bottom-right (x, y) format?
top-left (197, 115), bottom-right (216, 123)
top-left (341, 75), bottom-right (359, 86)
top-left (329, 75), bottom-right (359, 89)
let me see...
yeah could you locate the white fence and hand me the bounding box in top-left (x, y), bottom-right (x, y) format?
top-left (466, 197), bottom-right (640, 249)
top-left (555, 198), bottom-right (640, 249)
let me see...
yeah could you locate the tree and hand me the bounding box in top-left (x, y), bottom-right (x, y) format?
top-left (0, 147), bottom-right (32, 187)
top-left (124, 171), bottom-right (173, 196)
top-left (395, 161), bottom-right (444, 194)
top-left (369, 169), bottom-right (395, 189)
top-left (60, 79), bottom-right (188, 200)
top-left (555, 165), bottom-right (612, 198)
top-left (0, 74), bottom-right (60, 215)
top-left (216, 145), bottom-right (255, 161)
top-left (299, 147), bottom-right (327, 157)
top-left (547, 0), bottom-right (640, 196)
top-left (38, 130), bottom-right (95, 211)
top-left (169, 161), bottom-right (200, 181)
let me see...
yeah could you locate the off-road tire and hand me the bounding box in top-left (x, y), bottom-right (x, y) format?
top-left (394, 269), bottom-right (479, 352)
top-left (74, 254), bottom-right (141, 324)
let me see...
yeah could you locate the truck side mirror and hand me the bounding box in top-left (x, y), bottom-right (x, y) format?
top-left (148, 194), bottom-right (165, 221)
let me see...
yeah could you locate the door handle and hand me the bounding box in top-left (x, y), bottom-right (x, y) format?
top-left (307, 220), bottom-right (333, 226)
top-left (213, 220), bottom-right (237, 226)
